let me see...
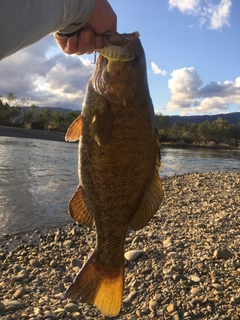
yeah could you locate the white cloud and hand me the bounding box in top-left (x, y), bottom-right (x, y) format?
top-left (167, 67), bottom-right (240, 114)
top-left (207, 0), bottom-right (232, 30)
top-left (0, 35), bottom-right (94, 110)
top-left (169, 0), bottom-right (200, 14)
top-left (169, 0), bottom-right (232, 30)
top-left (151, 62), bottom-right (167, 75)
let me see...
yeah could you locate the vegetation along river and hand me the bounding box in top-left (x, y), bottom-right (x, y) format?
top-left (0, 136), bottom-right (239, 237)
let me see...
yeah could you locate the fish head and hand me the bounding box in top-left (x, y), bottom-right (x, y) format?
top-left (92, 32), bottom-right (147, 105)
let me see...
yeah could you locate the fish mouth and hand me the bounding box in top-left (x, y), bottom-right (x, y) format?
top-left (92, 32), bottom-right (141, 104)
top-left (92, 55), bottom-right (130, 104)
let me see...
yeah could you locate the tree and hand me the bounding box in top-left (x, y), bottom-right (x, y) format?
top-left (25, 105), bottom-right (37, 125)
top-left (155, 114), bottom-right (170, 130)
top-left (65, 111), bottom-right (81, 128)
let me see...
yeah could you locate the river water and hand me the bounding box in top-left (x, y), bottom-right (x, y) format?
top-left (0, 136), bottom-right (239, 237)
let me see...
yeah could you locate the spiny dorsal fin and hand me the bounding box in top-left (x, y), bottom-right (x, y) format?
top-left (69, 185), bottom-right (94, 228)
top-left (130, 171), bottom-right (164, 231)
top-left (65, 114), bottom-right (83, 142)
top-left (91, 107), bottom-right (113, 146)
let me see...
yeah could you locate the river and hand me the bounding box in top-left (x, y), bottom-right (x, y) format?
top-left (0, 136), bottom-right (239, 237)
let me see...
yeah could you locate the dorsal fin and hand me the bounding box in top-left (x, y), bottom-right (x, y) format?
top-left (65, 114), bottom-right (83, 142)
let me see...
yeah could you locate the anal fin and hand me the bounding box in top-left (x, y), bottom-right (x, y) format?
top-left (130, 171), bottom-right (164, 231)
top-left (69, 185), bottom-right (93, 228)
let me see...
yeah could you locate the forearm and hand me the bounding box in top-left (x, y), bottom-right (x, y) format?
top-left (0, 0), bottom-right (95, 60)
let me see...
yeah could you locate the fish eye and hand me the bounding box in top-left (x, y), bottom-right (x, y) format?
top-left (133, 55), bottom-right (140, 64)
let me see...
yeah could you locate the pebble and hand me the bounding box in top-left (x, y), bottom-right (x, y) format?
top-left (213, 248), bottom-right (234, 259)
top-left (167, 303), bottom-right (177, 313)
top-left (29, 258), bottom-right (42, 267)
top-left (43, 314), bottom-right (58, 320)
top-left (0, 172), bottom-right (239, 320)
top-left (63, 240), bottom-right (72, 248)
top-left (190, 275), bottom-right (201, 283)
top-left (50, 260), bottom-right (57, 267)
top-left (149, 299), bottom-right (158, 312)
top-left (13, 287), bottom-right (26, 299)
top-left (71, 258), bottom-right (82, 268)
top-left (124, 250), bottom-right (145, 262)
top-left (212, 283), bottom-right (224, 290)
top-left (64, 302), bottom-right (78, 312)
top-left (163, 237), bottom-right (172, 248)
top-left (0, 301), bottom-right (5, 310)
top-left (231, 296), bottom-right (240, 304)
top-left (5, 300), bottom-right (24, 311)
top-left (129, 315), bottom-right (138, 320)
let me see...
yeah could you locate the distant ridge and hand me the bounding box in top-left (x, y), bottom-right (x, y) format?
top-left (165, 112), bottom-right (240, 126)
top-left (20, 106), bottom-right (240, 125)
top-left (20, 106), bottom-right (80, 115)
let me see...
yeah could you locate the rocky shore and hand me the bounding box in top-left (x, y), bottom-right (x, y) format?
top-left (0, 172), bottom-right (240, 320)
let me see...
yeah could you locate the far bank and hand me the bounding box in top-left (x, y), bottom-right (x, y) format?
top-left (1, 125), bottom-right (240, 151)
top-left (0, 125), bottom-right (65, 142)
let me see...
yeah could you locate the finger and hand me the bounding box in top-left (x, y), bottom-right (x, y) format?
top-left (76, 28), bottom-right (95, 54)
top-left (65, 34), bottom-right (78, 54)
top-left (54, 34), bottom-right (68, 52)
top-left (95, 35), bottom-right (103, 49)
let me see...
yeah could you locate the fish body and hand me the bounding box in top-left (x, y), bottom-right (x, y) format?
top-left (96, 45), bottom-right (135, 62)
top-left (65, 32), bottom-right (164, 317)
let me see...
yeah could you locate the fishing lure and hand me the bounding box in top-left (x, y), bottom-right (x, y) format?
top-left (96, 45), bottom-right (135, 62)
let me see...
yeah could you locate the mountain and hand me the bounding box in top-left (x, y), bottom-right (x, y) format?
top-left (20, 106), bottom-right (80, 115)
top-left (164, 112), bottom-right (240, 126)
top-left (19, 106), bottom-right (240, 126)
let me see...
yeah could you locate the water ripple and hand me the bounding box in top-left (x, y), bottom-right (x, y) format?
top-left (0, 136), bottom-right (239, 236)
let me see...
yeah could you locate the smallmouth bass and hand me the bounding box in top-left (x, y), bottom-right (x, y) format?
top-left (65, 31), bottom-right (164, 317)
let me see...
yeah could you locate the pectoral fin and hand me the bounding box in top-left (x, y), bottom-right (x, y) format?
top-left (91, 107), bottom-right (113, 146)
top-left (130, 171), bottom-right (164, 231)
top-left (65, 114), bottom-right (83, 142)
top-left (69, 186), bottom-right (94, 228)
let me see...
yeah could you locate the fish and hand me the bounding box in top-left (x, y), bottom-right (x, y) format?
top-left (96, 45), bottom-right (135, 62)
top-left (64, 31), bottom-right (164, 317)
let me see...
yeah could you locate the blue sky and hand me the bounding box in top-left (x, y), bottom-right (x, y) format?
top-left (0, 0), bottom-right (239, 116)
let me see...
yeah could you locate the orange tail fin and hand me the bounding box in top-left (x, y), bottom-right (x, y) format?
top-left (65, 250), bottom-right (124, 317)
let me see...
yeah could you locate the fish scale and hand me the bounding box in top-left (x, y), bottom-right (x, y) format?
top-left (64, 31), bottom-right (164, 317)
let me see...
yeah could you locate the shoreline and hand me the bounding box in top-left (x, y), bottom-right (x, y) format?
top-left (0, 125), bottom-right (65, 142)
top-left (0, 172), bottom-right (240, 319)
top-left (162, 142), bottom-right (240, 151)
top-left (1, 125), bottom-right (240, 151)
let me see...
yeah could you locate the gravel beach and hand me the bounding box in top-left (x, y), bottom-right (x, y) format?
top-left (0, 172), bottom-right (239, 320)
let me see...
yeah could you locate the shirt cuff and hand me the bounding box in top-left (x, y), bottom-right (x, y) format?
top-left (56, 0), bottom-right (96, 36)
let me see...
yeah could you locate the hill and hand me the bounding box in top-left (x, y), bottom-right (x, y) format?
top-left (21, 107), bottom-right (240, 126)
top-left (166, 112), bottom-right (240, 126)
top-left (20, 106), bottom-right (78, 115)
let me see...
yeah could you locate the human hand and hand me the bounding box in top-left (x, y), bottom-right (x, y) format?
top-left (54, 0), bottom-right (117, 55)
